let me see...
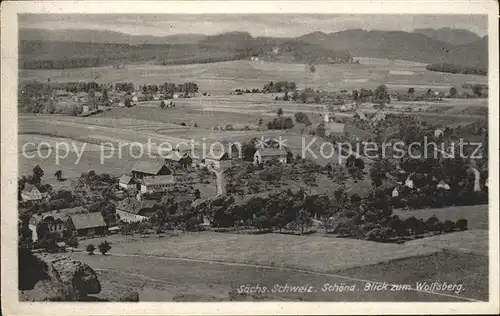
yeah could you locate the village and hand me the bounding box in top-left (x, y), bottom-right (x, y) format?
top-left (13, 13), bottom-right (493, 302)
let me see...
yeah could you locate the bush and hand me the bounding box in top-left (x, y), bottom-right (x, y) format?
top-left (65, 235), bottom-right (79, 248)
top-left (98, 241), bottom-right (111, 255)
top-left (456, 218), bottom-right (468, 231)
top-left (366, 227), bottom-right (395, 242)
top-left (86, 244), bottom-right (96, 255)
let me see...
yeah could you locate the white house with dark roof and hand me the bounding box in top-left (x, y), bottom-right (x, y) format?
top-left (118, 175), bottom-right (135, 190)
top-left (21, 183), bottom-right (45, 202)
top-left (116, 198), bottom-right (158, 223)
top-left (141, 175), bottom-right (176, 194)
top-left (204, 152), bottom-right (232, 169)
top-left (131, 160), bottom-right (171, 179)
top-left (253, 148), bottom-right (288, 165)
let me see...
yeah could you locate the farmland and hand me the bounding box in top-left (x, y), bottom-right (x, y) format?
top-left (20, 59), bottom-right (487, 94)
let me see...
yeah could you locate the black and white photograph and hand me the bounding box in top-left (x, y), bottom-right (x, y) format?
top-left (1, 1), bottom-right (499, 314)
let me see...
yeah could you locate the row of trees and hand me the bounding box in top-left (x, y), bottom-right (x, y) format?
top-left (426, 63), bottom-right (487, 76)
top-left (262, 81), bottom-right (297, 93)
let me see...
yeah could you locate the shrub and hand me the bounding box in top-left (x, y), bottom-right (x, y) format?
top-left (443, 220), bottom-right (456, 232)
top-left (366, 227), bottom-right (395, 242)
top-left (65, 235), bottom-right (79, 248)
top-left (86, 244), bottom-right (96, 255)
top-left (456, 218), bottom-right (468, 231)
top-left (98, 241), bottom-right (111, 255)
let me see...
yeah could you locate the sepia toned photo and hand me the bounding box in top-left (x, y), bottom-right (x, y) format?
top-left (2, 1), bottom-right (499, 315)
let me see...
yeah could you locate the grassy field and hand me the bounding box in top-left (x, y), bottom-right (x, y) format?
top-left (394, 204), bottom-right (489, 230)
top-left (55, 249), bottom-right (485, 301)
top-left (20, 60), bottom-right (487, 94)
top-left (84, 232), bottom-right (440, 272)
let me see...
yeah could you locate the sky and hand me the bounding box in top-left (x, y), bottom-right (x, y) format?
top-left (19, 14), bottom-right (488, 37)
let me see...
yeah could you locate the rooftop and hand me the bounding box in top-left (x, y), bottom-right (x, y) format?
top-left (132, 160), bottom-right (168, 175)
top-left (116, 198), bottom-right (158, 215)
top-left (119, 175), bottom-right (133, 184)
top-left (257, 148), bottom-right (288, 157)
top-left (69, 212), bottom-right (106, 230)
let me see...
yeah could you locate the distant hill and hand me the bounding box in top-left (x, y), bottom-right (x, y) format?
top-left (19, 28), bottom-right (207, 45)
top-left (298, 29), bottom-right (487, 67)
top-left (413, 27), bottom-right (481, 45)
top-left (19, 28), bottom-right (487, 69)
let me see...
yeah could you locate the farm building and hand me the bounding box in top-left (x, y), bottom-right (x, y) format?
top-left (118, 175), bottom-right (135, 190)
top-left (204, 152), bottom-right (232, 169)
top-left (253, 148), bottom-right (288, 165)
top-left (67, 212), bottom-right (107, 237)
top-left (140, 175), bottom-right (176, 194)
top-left (131, 160), bottom-right (171, 179)
top-left (165, 151), bottom-right (192, 169)
top-left (116, 198), bottom-right (158, 223)
top-left (21, 183), bottom-right (45, 202)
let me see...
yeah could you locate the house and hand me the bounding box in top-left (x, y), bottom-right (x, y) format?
top-left (116, 198), bottom-right (158, 223)
top-left (52, 89), bottom-right (71, 99)
top-left (73, 91), bottom-right (89, 103)
top-left (204, 152), bottom-right (232, 169)
top-left (118, 175), bottom-right (135, 190)
top-left (131, 160), bottom-right (171, 179)
top-left (253, 148), bottom-right (288, 165)
top-left (67, 212), bottom-right (107, 237)
top-left (21, 183), bottom-right (45, 202)
top-left (165, 151), bottom-right (192, 169)
top-left (324, 122), bottom-right (375, 140)
top-left (29, 206), bottom-right (87, 241)
top-left (132, 92), bottom-right (146, 102)
top-left (141, 175), bottom-right (176, 194)
top-left (392, 187), bottom-right (399, 198)
top-left (434, 128), bottom-right (445, 138)
top-left (82, 104), bottom-right (91, 113)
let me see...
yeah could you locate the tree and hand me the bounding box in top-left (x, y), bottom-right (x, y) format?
top-left (98, 241), bottom-right (111, 255)
top-left (295, 209), bottom-right (312, 235)
top-left (102, 88), bottom-right (109, 103)
top-left (449, 86), bottom-right (458, 98)
top-left (32, 165), bottom-right (44, 185)
top-left (374, 84), bottom-right (390, 104)
top-left (194, 189), bottom-right (201, 199)
top-left (160, 100), bottom-right (166, 108)
top-left (408, 87), bottom-right (415, 95)
top-left (54, 170), bottom-right (63, 181)
top-left (277, 108), bottom-right (284, 117)
top-left (472, 84), bottom-right (483, 97)
top-left (294, 112), bottom-right (311, 125)
top-left (456, 218), bottom-right (468, 231)
top-left (309, 65), bottom-right (316, 74)
top-left (86, 244), bottom-right (96, 255)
